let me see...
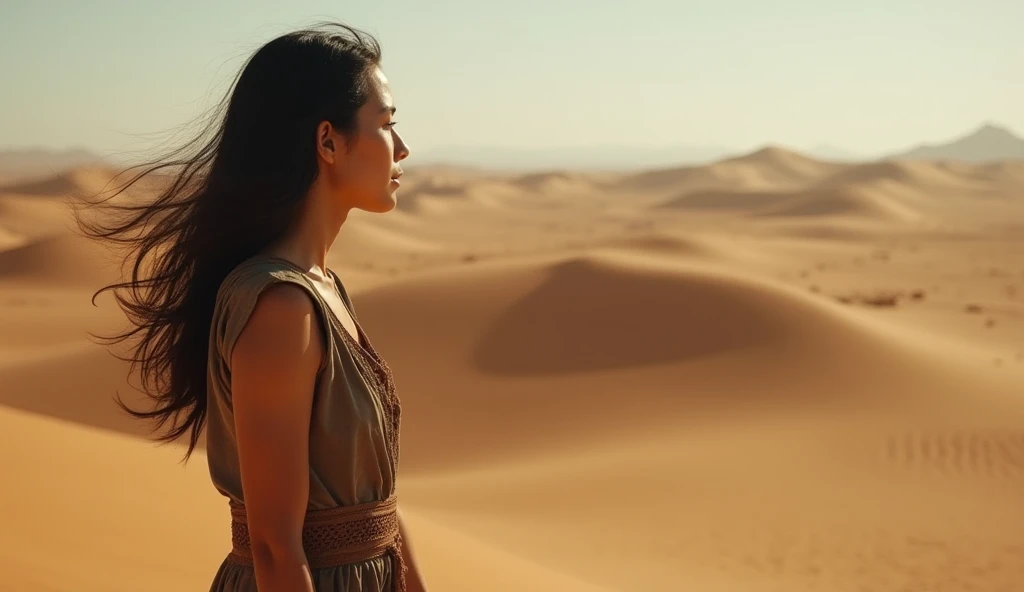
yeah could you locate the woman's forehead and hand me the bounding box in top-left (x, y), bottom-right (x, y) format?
top-left (362, 70), bottom-right (394, 113)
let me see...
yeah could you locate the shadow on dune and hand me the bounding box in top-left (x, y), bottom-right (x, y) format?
top-left (0, 344), bottom-right (208, 450)
top-left (470, 256), bottom-right (793, 375)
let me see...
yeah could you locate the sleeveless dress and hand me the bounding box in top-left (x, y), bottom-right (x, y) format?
top-left (205, 253), bottom-right (403, 592)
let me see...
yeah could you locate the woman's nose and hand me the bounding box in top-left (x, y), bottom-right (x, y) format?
top-left (395, 134), bottom-right (411, 161)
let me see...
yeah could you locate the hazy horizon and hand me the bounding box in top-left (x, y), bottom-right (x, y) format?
top-left (2, 0), bottom-right (1021, 164)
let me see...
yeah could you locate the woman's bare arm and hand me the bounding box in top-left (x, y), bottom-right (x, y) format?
top-left (231, 283), bottom-right (324, 592)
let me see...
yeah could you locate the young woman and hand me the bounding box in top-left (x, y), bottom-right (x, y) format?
top-left (75, 22), bottom-right (425, 592)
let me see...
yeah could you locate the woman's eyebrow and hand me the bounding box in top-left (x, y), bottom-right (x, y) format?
top-left (380, 105), bottom-right (397, 115)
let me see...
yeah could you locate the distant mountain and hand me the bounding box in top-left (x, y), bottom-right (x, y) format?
top-left (0, 147), bottom-right (108, 180)
top-left (890, 123), bottom-right (1024, 162)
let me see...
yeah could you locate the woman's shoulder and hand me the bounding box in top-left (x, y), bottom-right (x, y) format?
top-left (216, 254), bottom-right (306, 302)
top-left (211, 253), bottom-right (331, 370)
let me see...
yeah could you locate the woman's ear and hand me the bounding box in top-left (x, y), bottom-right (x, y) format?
top-left (316, 121), bottom-right (336, 164)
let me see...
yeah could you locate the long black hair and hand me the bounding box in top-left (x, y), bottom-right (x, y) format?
top-left (72, 21), bottom-right (383, 463)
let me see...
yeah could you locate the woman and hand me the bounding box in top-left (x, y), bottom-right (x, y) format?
top-left (74, 22), bottom-right (426, 592)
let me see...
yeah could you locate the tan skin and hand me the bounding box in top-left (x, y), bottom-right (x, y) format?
top-left (229, 65), bottom-right (426, 592)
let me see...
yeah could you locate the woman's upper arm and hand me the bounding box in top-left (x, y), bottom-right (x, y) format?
top-left (229, 282), bottom-right (324, 555)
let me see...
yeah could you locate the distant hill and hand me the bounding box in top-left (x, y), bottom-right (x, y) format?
top-left (0, 166), bottom-right (127, 197)
top-left (890, 123), bottom-right (1024, 162)
top-left (0, 147), bottom-right (108, 180)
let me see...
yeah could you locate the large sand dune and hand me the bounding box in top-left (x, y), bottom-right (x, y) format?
top-left (3, 148), bottom-right (1023, 590)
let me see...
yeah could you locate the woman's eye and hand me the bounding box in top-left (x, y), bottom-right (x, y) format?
top-left (386, 121), bottom-right (398, 129)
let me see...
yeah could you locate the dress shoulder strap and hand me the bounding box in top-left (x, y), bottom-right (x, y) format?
top-left (212, 255), bottom-right (334, 375)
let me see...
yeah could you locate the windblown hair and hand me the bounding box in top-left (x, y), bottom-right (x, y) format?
top-left (72, 21), bottom-right (382, 463)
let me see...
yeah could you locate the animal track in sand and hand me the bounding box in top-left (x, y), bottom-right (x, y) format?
top-left (876, 430), bottom-right (1024, 479)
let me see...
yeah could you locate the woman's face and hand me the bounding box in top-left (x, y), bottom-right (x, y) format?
top-left (320, 65), bottom-right (411, 213)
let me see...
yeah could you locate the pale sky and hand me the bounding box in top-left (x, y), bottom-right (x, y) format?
top-left (1, 0), bottom-right (1020, 161)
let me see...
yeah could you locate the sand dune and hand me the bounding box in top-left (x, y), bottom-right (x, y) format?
top-left (975, 160), bottom-right (1024, 189)
top-left (0, 165), bottom-right (131, 198)
top-left (715, 145), bottom-right (849, 184)
top-left (0, 343), bottom-right (155, 438)
top-left (391, 174), bottom-right (490, 214)
top-left (3, 147), bottom-right (1024, 590)
top-left (601, 231), bottom-right (729, 259)
top-left (509, 170), bottom-right (617, 196)
top-left (0, 224), bottom-right (24, 251)
top-left (651, 154), bottom-right (1024, 229)
top-left (394, 174), bottom-right (566, 214)
top-left (400, 412), bottom-right (1024, 591)
top-left (334, 217), bottom-right (445, 257)
top-left (658, 188), bottom-right (790, 211)
top-left (0, 405), bottom-right (230, 592)
top-left (815, 159), bottom-right (994, 193)
top-left (0, 193), bottom-right (77, 239)
top-left (756, 186), bottom-right (926, 222)
top-left (615, 146), bottom-right (848, 195)
top-left (658, 185), bottom-right (925, 224)
top-left (336, 248), bottom-right (1023, 472)
top-left (401, 172), bottom-right (476, 198)
top-left (0, 233), bottom-right (119, 286)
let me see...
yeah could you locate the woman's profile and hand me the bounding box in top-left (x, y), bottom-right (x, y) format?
top-left (72, 21), bottom-right (426, 592)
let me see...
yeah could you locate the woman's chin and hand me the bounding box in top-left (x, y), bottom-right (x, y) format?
top-left (352, 193), bottom-right (397, 214)
top-left (376, 190), bottom-right (399, 212)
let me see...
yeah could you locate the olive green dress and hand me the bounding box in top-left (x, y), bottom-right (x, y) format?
top-left (205, 254), bottom-right (402, 591)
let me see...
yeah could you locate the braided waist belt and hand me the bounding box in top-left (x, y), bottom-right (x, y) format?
top-left (227, 493), bottom-right (408, 592)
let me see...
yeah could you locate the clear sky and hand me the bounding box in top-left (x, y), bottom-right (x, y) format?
top-left (1, 0), bottom-right (1020, 160)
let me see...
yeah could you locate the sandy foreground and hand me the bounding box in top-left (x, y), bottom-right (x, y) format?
top-left (1, 147), bottom-right (1022, 591)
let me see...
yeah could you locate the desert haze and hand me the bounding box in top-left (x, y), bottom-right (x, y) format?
top-left (1, 140), bottom-right (1023, 591)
